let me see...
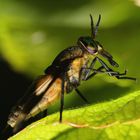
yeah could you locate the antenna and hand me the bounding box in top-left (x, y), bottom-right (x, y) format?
top-left (94, 14), bottom-right (101, 37)
top-left (90, 14), bottom-right (101, 39)
top-left (90, 14), bottom-right (95, 38)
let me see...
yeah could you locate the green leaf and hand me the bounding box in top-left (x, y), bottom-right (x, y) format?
top-left (9, 90), bottom-right (140, 140)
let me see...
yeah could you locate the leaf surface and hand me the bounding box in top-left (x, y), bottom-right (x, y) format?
top-left (9, 90), bottom-right (140, 140)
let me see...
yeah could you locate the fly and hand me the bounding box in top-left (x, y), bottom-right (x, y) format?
top-left (4, 14), bottom-right (136, 135)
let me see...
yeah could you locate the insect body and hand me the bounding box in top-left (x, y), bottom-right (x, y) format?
top-left (6, 15), bottom-right (136, 134)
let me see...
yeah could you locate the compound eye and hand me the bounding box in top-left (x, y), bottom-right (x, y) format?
top-left (78, 37), bottom-right (87, 46)
top-left (78, 37), bottom-right (98, 54)
top-left (78, 37), bottom-right (97, 47)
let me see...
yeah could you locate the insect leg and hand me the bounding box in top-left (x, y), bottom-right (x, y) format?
top-left (85, 67), bottom-right (126, 80)
top-left (59, 77), bottom-right (65, 123)
top-left (115, 76), bottom-right (136, 80)
top-left (75, 88), bottom-right (89, 103)
top-left (83, 59), bottom-right (128, 80)
top-left (82, 57), bottom-right (115, 79)
top-left (82, 57), bottom-right (98, 80)
top-left (113, 70), bottom-right (136, 80)
top-left (42, 109), bottom-right (48, 117)
top-left (97, 57), bottom-right (136, 81)
top-left (84, 66), bottom-right (104, 80)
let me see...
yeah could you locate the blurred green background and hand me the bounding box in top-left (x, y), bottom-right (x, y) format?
top-left (0, 0), bottom-right (140, 132)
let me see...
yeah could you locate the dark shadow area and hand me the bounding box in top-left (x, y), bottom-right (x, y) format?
top-left (0, 58), bottom-right (32, 132)
top-left (62, 82), bottom-right (132, 110)
top-left (85, 83), bottom-right (131, 103)
top-left (52, 127), bottom-right (75, 140)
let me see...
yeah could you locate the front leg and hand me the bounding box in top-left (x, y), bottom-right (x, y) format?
top-left (81, 57), bottom-right (98, 80)
top-left (96, 57), bottom-right (136, 81)
top-left (83, 66), bottom-right (128, 81)
top-left (83, 57), bottom-right (136, 81)
top-left (84, 66), bottom-right (104, 80)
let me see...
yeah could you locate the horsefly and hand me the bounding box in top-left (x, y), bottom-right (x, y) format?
top-left (4, 14), bottom-right (136, 135)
